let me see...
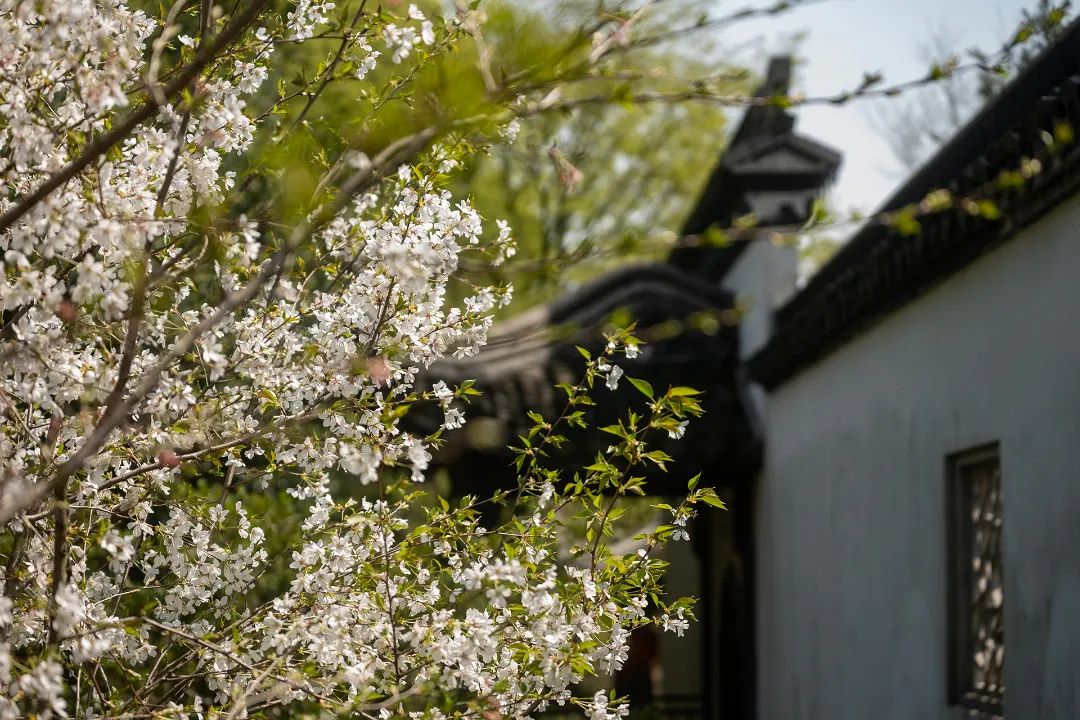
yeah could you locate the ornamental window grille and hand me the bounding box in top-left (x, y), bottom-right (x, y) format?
top-left (947, 444), bottom-right (1004, 719)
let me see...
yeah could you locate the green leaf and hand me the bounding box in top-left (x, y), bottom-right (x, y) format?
top-left (1011, 23), bottom-right (1035, 46)
top-left (628, 377), bottom-right (653, 400)
top-left (644, 450), bottom-right (673, 468)
top-left (977, 200), bottom-right (1001, 221)
top-left (698, 487), bottom-right (727, 509)
top-left (703, 225), bottom-right (728, 248)
top-left (599, 424), bottom-right (626, 438)
top-left (1055, 121), bottom-right (1075, 146)
top-left (687, 474), bottom-right (700, 491)
top-left (889, 207), bottom-right (921, 237)
top-left (576, 346), bottom-right (591, 361)
top-left (668, 386), bottom-right (702, 397)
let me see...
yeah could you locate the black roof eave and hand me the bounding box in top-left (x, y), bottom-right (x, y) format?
top-left (750, 18), bottom-right (1080, 390)
top-left (796, 19), bottom-right (1080, 300)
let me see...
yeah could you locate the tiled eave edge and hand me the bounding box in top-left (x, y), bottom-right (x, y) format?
top-left (750, 70), bottom-right (1080, 391)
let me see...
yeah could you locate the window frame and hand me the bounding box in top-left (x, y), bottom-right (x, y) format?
top-left (946, 442), bottom-right (1004, 718)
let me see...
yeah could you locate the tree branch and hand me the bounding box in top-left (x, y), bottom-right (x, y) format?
top-left (0, 125), bottom-right (441, 526)
top-left (0, 0), bottom-right (270, 236)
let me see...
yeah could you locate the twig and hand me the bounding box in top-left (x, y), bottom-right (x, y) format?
top-left (287, 2), bottom-right (370, 132)
top-left (45, 478), bottom-right (69, 647)
top-left (0, 126), bottom-right (440, 525)
top-left (0, 0), bottom-right (270, 235)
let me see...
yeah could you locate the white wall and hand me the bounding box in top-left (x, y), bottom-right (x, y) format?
top-left (723, 239), bottom-right (799, 437)
top-left (757, 193), bottom-right (1080, 719)
top-left (723, 239), bottom-right (799, 363)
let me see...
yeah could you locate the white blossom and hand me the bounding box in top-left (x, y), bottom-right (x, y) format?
top-left (587, 691), bottom-right (629, 720)
top-left (0, 1), bottom-right (702, 717)
top-left (443, 406), bottom-right (465, 429)
top-left (668, 420), bottom-right (688, 439)
top-left (661, 610), bottom-right (690, 637)
top-left (605, 364), bottom-right (624, 390)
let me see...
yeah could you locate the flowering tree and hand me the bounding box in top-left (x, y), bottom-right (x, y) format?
top-left (0, 0), bottom-right (731, 717)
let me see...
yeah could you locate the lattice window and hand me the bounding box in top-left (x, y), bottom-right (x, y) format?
top-left (947, 445), bottom-right (1004, 718)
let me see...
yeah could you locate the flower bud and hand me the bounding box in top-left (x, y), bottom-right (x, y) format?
top-left (158, 450), bottom-right (181, 468)
top-left (56, 299), bottom-right (77, 324)
top-left (46, 414), bottom-right (62, 447)
top-left (367, 356), bottom-right (391, 387)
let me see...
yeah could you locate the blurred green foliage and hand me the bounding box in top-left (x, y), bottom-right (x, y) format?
top-left (450, 1), bottom-right (752, 313)
top-left (225, 0), bottom-right (752, 314)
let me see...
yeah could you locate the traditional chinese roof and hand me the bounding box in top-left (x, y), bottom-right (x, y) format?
top-left (419, 56), bottom-right (842, 495)
top-left (670, 56), bottom-right (842, 280)
top-left (750, 19), bottom-right (1080, 389)
top-left (421, 264), bottom-right (760, 495)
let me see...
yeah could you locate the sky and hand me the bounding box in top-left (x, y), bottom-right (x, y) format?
top-left (714, 0), bottom-right (1044, 215)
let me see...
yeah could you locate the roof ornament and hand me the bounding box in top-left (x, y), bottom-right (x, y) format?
top-left (671, 55), bottom-right (841, 280)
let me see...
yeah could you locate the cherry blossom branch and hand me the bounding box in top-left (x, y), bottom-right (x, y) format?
top-left (457, 3), bottom-right (497, 94)
top-left (513, 68), bottom-right (976, 115)
top-left (129, 618), bottom-right (333, 705)
top-left (588, 0), bottom-right (658, 65)
top-left (287, 2), bottom-right (371, 132)
top-left (1, 531), bottom-right (24, 624)
top-left (0, 0), bottom-right (270, 235)
top-left (45, 479), bottom-right (69, 647)
top-left (103, 105), bottom-right (197, 432)
top-left (620, 0), bottom-right (830, 54)
top-left (223, 655), bottom-right (287, 720)
top-left (0, 125), bottom-right (440, 525)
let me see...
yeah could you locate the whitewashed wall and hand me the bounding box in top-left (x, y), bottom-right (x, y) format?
top-left (756, 193), bottom-right (1080, 719)
top-left (723, 239), bottom-right (799, 363)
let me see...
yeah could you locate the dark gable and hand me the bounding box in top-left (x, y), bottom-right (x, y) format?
top-left (418, 56), bottom-right (839, 496)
